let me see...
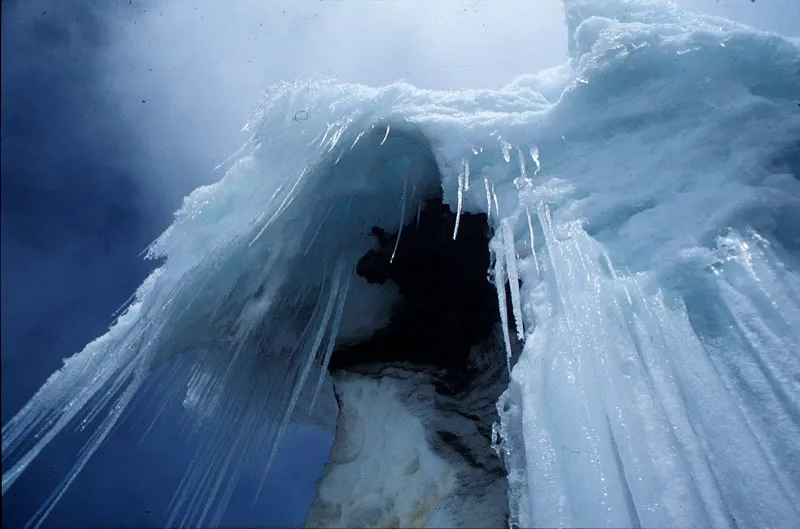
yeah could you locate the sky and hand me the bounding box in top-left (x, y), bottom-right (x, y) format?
top-left (1, 0), bottom-right (798, 527)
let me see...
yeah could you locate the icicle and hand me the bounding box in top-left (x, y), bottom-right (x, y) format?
top-left (453, 170), bottom-right (464, 241)
top-left (318, 121), bottom-right (336, 148)
top-left (526, 207), bottom-right (540, 278)
top-left (249, 167), bottom-right (309, 247)
top-left (493, 238), bottom-right (514, 374)
top-left (492, 182), bottom-right (500, 218)
top-left (257, 258), bottom-right (347, 498)
top-left (380, 124), bottom-right (391, 145)
top-left (502, 219), bottom-right (525, 341)
top-left (327, 121), bottom-right (349, 152)
top-left (390, 176), bottom-right (409, 263)
top-left (309, 271), bottom-right (354, 410)
top-left (350, 129), bottom-right (365, 150)
top-left (484, 178), bottom-right (493, 219)
top-left (537, 202), bottom-right (571, 316)
top-left (463, 158), bottom-right (471, 191)
top-left (416, 202), bottom-right (422, 228)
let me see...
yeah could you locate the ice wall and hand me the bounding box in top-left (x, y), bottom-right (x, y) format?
top-left (481, 2), bottom-right (800, 527)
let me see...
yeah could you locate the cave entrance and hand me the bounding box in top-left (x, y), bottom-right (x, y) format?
top-left (328, 193), bottom-right (504, 390)
top-left (314, 192), bottom-right (515, 527)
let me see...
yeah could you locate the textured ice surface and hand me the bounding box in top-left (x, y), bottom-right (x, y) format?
top-left (308, 356), bottom-right (508, 529)
top-left (3, 0), bottom-right (800, 527)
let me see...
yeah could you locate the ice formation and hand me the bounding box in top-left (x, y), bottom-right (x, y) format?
top-left (306, 359), bottom-right (509, 529)
top-left (3, 0), bottom-right (800, 527)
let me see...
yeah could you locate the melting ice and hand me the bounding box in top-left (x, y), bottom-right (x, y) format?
top-left (3, 0), bottom-right (800, 527)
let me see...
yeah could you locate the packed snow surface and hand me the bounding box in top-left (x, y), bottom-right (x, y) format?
top-left (3, 0), bottom-right (800, 527)
top-left (309, 347), bottom-right (509, 528)
top-left (308, 370), bottom-right (458, 528)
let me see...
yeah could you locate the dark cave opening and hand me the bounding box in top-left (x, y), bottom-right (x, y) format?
top-left (328, 194), bottom-right (518, 390)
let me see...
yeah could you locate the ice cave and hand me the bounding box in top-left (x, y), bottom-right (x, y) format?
top-left (3, 0), bottom-right (800, 527)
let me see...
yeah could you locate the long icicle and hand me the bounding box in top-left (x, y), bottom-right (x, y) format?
top-left (256, 258), bottom-right (346, 497)
top-left (390, 176), bottom-right (409, 263)
top-left (309, 268), bottom-right (354, 410)
top-left (526, 207), bottom-right (540, 279)
top-left (493, 237), bottom-right (514, 374)
top-left (453, 169), bottom-right (464, 240)
top-left (503, 219), bottom-right (525, 341)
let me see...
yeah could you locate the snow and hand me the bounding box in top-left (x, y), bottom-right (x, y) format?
top-left (4, 0), bottom-right (800, 527)
top-left (309, 360), bottom-right (508, 529)
top-left (307, 370), bottom-right (457, 528)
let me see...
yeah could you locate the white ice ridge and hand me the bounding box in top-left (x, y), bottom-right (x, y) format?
top-left (4, 0), bottom-right (800, 527)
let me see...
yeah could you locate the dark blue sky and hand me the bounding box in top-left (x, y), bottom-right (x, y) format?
top-left (1, 2), bottom-right (328, 527)
top-left (1, 0), bottom-right (168, 420)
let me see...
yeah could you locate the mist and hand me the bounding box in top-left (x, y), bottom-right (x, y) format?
top-left (1, 0), bottom-right (797, 527)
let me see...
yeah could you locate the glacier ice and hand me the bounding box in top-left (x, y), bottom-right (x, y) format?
top-left (3, 0), bottom-right (800, 527)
